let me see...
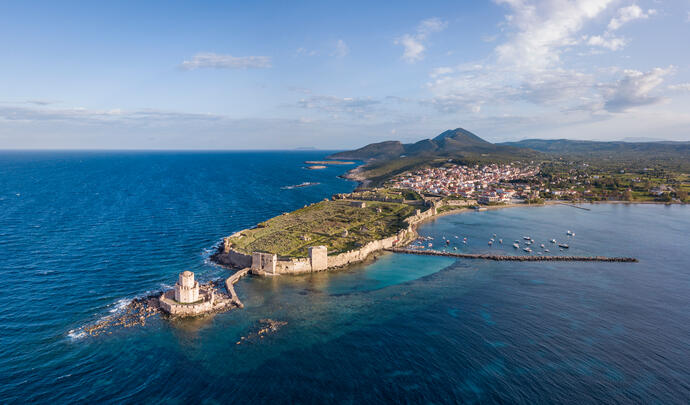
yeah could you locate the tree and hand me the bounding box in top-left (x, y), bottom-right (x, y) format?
top-left (623, 189), bottom-right (633, 201)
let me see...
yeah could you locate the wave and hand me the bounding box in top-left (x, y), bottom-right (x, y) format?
top-left (109, 298), bottom-right (133, 314)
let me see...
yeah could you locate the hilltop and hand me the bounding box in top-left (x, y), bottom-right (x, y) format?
top-left (329, 128), bottom-right (538, 186)
top-left (330, 128), bottom-right (529, 160)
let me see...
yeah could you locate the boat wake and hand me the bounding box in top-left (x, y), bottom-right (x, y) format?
top-left (281, 182), bottom-right (319, 190)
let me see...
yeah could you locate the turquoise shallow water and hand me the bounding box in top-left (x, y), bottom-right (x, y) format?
top-left (1, 151), bottom-right (689, 403)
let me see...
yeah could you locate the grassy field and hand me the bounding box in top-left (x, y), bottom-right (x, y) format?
top-left (226, 200), bottom-right (417, 257)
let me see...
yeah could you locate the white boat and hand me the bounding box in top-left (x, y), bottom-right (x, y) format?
top-left (453, 247), bottom-right (457, 250)
top-left (558, 243), bottom-right (569, 249)
top-left (490, 238), bottom-right (494, 242)
top-left (544, 249), bottom-right (550, 253)
top-left (499, 239), bottom-right (503, 244)
top-left (493, 234), bottom-right (497, 237)
top-left (513, 243), bottom-right (519, 248)
top-left (540, 244), bottom-right (545, 248)
top-left (523, 247), bottom-right (532, 253)
top-left (428, 243), bottom-right (433, 247)
top-left (550, 239), bottom-right (556, 243)
top-left (523, 236), bottom-right (531, 240)
top-left (488, 241), bottom-right (493, 246)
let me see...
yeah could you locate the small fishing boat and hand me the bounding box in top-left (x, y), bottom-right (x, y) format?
top-left (513, 243), bottom-right (520, 248)
top-left (558, 243), bottom-right (569, 249)
top-left (453, 247), bottom-right (457, 250)
top-left (523, 236), bottom-right (531, 240)
top-left (428, 243), bottom-right (433, 247)
top-left (523, 247), bottom-right (532, 253)
top-left (499, 239), bottom-right (503, 244)
top-left (488, 241), bottom-right (493, 246)
top-left (544, 249), bottom-right (550, 253)
top-left (550, 239), bottom-right (556, 243)
top-left (540, 244), bottom-right (545, 248)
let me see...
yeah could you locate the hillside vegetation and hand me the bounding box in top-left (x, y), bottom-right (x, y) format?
top-left (330, 128), bottom-right (690, 187)
top-left (225, 200), bottom-right (416, 257)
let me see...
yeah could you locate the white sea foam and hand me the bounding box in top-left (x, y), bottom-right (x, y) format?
top-left (109, 297), bottom-right (133, 314)
top-left (67, 329), bottom-right (86, 340)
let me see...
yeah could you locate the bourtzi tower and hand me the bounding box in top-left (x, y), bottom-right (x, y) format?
top-left (174, 271), bottom-right (199, 303)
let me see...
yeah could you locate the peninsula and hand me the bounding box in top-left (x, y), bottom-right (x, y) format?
top-left (208, 127), bottom-right (680, 299)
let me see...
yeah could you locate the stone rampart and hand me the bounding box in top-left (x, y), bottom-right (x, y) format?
top-left (309, 246), bottom-right (328, 271)
top-left (215, 244), bottom-right (252, 268)
top-left (159, 290), bottom-right (214, 316)
top-left (252, 252), bottom-right (277, 274)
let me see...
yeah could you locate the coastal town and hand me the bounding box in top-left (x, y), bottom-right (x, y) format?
top-left (388, 163), bottom-right (542, 204)
top-left (386, 162), bottom-right (688, 204)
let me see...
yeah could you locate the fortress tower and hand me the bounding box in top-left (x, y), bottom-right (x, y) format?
top-left (174, 271), bottom-right (200, 303)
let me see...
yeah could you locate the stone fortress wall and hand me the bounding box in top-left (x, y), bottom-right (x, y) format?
top-left (213, 195), bottom-right (480, 276)
top-left (214, 200), bottom-right (454, 275)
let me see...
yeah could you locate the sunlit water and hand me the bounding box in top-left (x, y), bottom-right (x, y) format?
top-left (1, 151), bottom-right (688, 403)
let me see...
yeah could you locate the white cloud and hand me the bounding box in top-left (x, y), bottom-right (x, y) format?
top-left (494, 0), bottom-right (615, 71)
top-left (668, 83), bottom-right (690, 92)
top-left (0, 105), bottom-right (222, 124)
top-left (332, 39), bottom-right (349, 58)
top-left (180, 52), bottom-right (271, 70)
top-left (395, 17), bottom-right (447, 63)
top-left (297, 95), bottom-right (380, 119)
top-left (587, 34), bottom-right (626, 50)
top-left (608, 5), bottom-right (656, 31)
top-left (425, 0), bottom-right (677, 126)
top-left (603, 67), bottom-right (673, 112)
top-left (430, 66), bottom-right (454, 78)
top-left (296, 47), bottom-right (318, 57)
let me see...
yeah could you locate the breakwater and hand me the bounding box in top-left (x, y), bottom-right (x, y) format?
top-left (225, 268), bottom-right (251, 308)
top-left (386, 248), bottom-right (638, 262)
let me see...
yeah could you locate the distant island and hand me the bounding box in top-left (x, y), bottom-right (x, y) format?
top-left (304, 160), bottom-right (356, 165)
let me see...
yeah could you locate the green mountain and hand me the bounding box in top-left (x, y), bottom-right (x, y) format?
top-left (329, 128), bottom-right (527, 160)
top-left (328, 128), bottom-right (538, 187)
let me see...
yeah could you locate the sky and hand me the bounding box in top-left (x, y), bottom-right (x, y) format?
top-left (1, 0), bottom-right (689, 149)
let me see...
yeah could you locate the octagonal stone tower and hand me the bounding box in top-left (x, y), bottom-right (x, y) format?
top-left (174, 271), bottom-right (199, 303)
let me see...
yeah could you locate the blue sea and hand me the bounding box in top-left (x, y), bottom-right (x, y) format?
top-left (1, 151), bottom-right (689, 404)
